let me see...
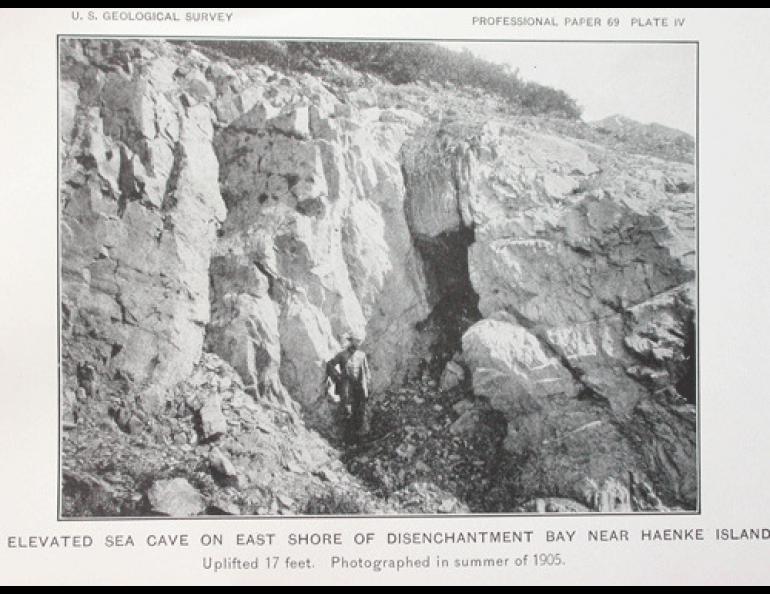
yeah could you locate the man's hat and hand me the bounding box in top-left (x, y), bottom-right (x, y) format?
top-left (345, 330), bottom-right (365, 344)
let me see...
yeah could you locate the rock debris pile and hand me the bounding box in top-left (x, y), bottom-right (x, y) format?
top-left (60, 38), bottom-right (696, 516)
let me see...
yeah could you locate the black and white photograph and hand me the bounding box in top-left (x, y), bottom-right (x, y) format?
top-left (58, 37), bottom-right (697, 518)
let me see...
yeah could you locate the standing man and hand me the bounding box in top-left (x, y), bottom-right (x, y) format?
top-left (325, 331), bottom-right (371, 444)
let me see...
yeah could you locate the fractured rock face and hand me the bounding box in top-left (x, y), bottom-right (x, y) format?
top-left (207, 260), bottom-right (282, 399)
top-left (402, 134), bottom-right (462, 239)
top-left (60, 38), bottom-right (431, 425)
top-left (210, 74), bottom-right (431, 429)
top-left (269, 105), bottom-right (311, 139)
top-left (60, 38), bottom-right (697, 513)
top-left (402, 117), bottom-right (696, 509)
top-left (60, 40), bottom-right (226, 407)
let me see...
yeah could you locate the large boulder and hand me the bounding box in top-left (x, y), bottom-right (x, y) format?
top-left (462, 314), bottom-right (580, 419)
top-left (147, 478), bottom-right (205, 517)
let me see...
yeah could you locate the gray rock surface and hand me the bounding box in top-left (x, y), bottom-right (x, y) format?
top-left (147, 478), bottom-right (205, 517)
top-left (60, 38), bottom-right (697, 514)
top-left (209, 447), bottom-right (238, 477)
top-left (208, 67), bottom-right (433, 431)
top-left (439, 360), bottom-right (465, 391)
top-left (401, 114), bottom-right (696, 508)
top-left (60, 40), bottom-right (226, 408)
top-left (199, 395), bottom-right (227, 440)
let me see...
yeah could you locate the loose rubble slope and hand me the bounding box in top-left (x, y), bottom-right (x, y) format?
top-left (60, 38), bottom-right (696, 516)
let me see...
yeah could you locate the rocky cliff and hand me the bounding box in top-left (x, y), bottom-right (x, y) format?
top-left (60, 38), bottom-right (696, 516)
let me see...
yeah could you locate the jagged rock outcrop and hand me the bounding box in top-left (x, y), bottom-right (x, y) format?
top-left (592, 114), bottom-right (695, 164)
top-left (60, 38), bottom-right (697, 514)
top-left (60, 40), bottom-right (226, 407)
top-left (401, 116), bottom-right (696, 509)
top-left (60, 38), bottom-right (432, 420)
top-left (208, 67), bottom-right (431, 429)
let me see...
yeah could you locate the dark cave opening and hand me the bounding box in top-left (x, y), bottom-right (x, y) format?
top-left (410, 226), bottom-right (481, 379)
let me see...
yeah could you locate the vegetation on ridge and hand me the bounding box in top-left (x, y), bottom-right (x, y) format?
top-left (184, 40), bottom-right (583, 119)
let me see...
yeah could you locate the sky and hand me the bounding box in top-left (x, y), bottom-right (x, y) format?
top-left (443, 42), bottom-right (696, 135)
